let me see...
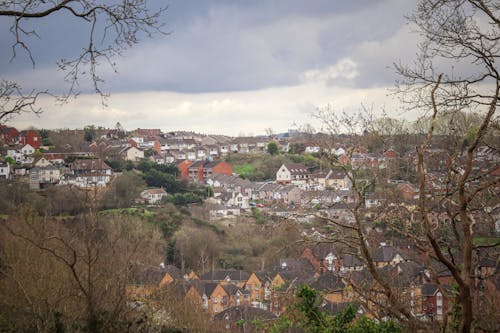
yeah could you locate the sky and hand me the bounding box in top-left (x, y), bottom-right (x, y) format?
top-left (1, 0), bottom-right (422, 136)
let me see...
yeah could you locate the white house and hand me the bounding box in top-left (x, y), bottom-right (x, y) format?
top-left (0, 163), bottom-right (11, 179)
top-left (123, 146), bottom-right (145, 161)
top-left (276, 163), bottom-right (310, 185)
top-left (140, 188), bottom-right (167, 204)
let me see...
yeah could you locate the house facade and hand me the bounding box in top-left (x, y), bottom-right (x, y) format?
top-left (276, 163), bottom-right (310, 185)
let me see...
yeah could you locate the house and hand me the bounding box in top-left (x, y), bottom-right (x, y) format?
top-left (200, 270), bottom-right (251, 288)
top-left (365, 192), bottom-right (385, 208)
top-left (326, 170), bottom-right (352, 190)
top-left (189, 160), bottom-right (233, 182)
top-left (7, 144), bottom-right (35, 164)
top-left (418, 284), bottom-right (447, 321)
top-left (301, 244), bottom-right (364, 274)
top-left (310, 272), bottom-right (346, 304)
top-left (21, 143), bottom-right (35, 156)
top-left (0, 163), bottom-right (11, 179)
top-left (122, 146), bottom-right (144, 161)
top-left (188, 160), bottom-right (206, 181)
top-left (140, 188), bottom-right (167, 204)
top-left (396, 181), bottom-right (419, 201)
top-left (276, 185), bottom-right (302, 205)
top-left (60, 158), bottom-right (112, 188)
top-left (176, 159), bottom-right (192, 179)
top-left (159, 265), bottom-right (182, 286)
top-left (301, 244), bottom-right (339, 274)
top-left (127, 264), bottom-right (171, 299)
top-left (202, 160), bottom-right (233, 180)
top-left (0, 126), bottom-right (19, 144)
top-left (214, 306), bottom-right (277, 333)
top-left (217, 190), bottom-right (250, 209)
top-left (195, 147), bottom-right (207, 160)
top-left (18, 130), bottom-right (41, 148)
top-left (29, 166), bottom-right (62, 189)
top-left (372, 245), bottom-right (409, 267)
top-left (275, 163), bottom-right (310, 185)
top-left (33, 156), bottom-right (53, 168)
top-left (208, 283), bottom-right (250, 315)
top-left (207, 203), bottom-right (241, 220)
top-left (245, 272), bottom-right (266, 309)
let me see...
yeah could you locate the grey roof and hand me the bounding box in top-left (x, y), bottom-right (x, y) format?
top-left (421, 283), bottom-right (439, 296)
top-left (372, 246), bottom-right (407, 262)
top-left (311, 272), bottom-right (345, 292)
top-left (221, 284), bottom-right (249, 296)
top-left (283, 163), bottom-right (309, 175)
top-left (276, 258), bottom-right (316, 273)
top-left (200, 270), bottom-right (251, 282)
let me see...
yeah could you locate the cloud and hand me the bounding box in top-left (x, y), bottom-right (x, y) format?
top-left (303, 58), bottom-right (359, 84)
top-left (10, 78), bottom-right (413, 136)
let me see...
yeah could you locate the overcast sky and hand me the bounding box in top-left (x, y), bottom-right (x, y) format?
top-left (2, 0), bottom-right (422, 136)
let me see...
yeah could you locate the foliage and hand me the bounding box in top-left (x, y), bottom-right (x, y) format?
top-left (251, 207), bottom-right (266, 224)
top-left (101, 171), bottom-right (147, 209)
top-left (0, 207), bottom-right (165, 332)
top-left (144, 169), bottom-right (181, 193)
top-left (164, 192), bottom-right (203, 206)
top-left (83, 125), bottom-right (97, 142)
top-left (270, 285), bottom-right (401, 333)
top-left (234, 163), bottom-right (256, 179)
top-left (227, 153), bottom-right (322, 181)
top-left (4, 156), bottom-right (15, 165)
top-left (267, 141), bottom-right (279, 155)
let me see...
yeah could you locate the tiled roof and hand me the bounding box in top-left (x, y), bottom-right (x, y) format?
top-left (200, 270), bottom-right (251, 282)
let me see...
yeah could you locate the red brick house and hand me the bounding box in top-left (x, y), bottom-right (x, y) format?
top-left (176, 159), bottom-right (192, 179)
top-left (153, 139), bottom-right (162, 155)
top-left (396, 181), bottom-right (418, 200)
top-left (203, 160), bottom-right (232, 179)
top-left (419, 284), bottom-right (447, 322)
top-left (129, 139), bottom-right (138, 148)
top-left (189, 160), bottom-right (233, 182)
top-left (18, 130), bottom-right (41, 148)
top-left (0, 126), bottom-right (19, 144)
top-left (383, 148), bottom-right (399, 159)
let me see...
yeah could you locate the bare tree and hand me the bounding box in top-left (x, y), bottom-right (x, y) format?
top-left (0, 205), bottom-right (165, 332)
top-left (0, 0), bottom-right (168, 123)
top-left (310, 1), bottom-right (499, 332)
top-left (395, 1), bottom-right (499, 332)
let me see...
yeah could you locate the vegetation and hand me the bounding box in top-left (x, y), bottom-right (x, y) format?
top-left (0, 206), bottom-right (165, 332)
top-left (267, 141), bottom-right (279, 155)
top-left (227, 153), bottom-right (324, 181)
top-left (269, 285), bottom-right (402, 333)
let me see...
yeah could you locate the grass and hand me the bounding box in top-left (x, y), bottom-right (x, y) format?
top-left (473, 237), bottom-right (500, 247)
top-left (234, 163), bottom-right (256, 178)
top-left (192, 217), bottom-right (224, 235)
top-left (99, 207), bottom-right (154, 218)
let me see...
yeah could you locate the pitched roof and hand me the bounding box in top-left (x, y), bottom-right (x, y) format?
top-left (421, 283), bottom-right (439, 296)
top-left (283, 163), bottom-right (309, 175)
top-left (71, 158), bottom-right (111, 171)
top-left (311, 272), bottom-right (345, 292)
top-left (200, 270), bottom-right (251, 282)
top-left (372, 246), bottom-right (407, 262)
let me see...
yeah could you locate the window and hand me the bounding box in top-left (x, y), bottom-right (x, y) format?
top-left (213, 297), bottom-right (218, 303)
